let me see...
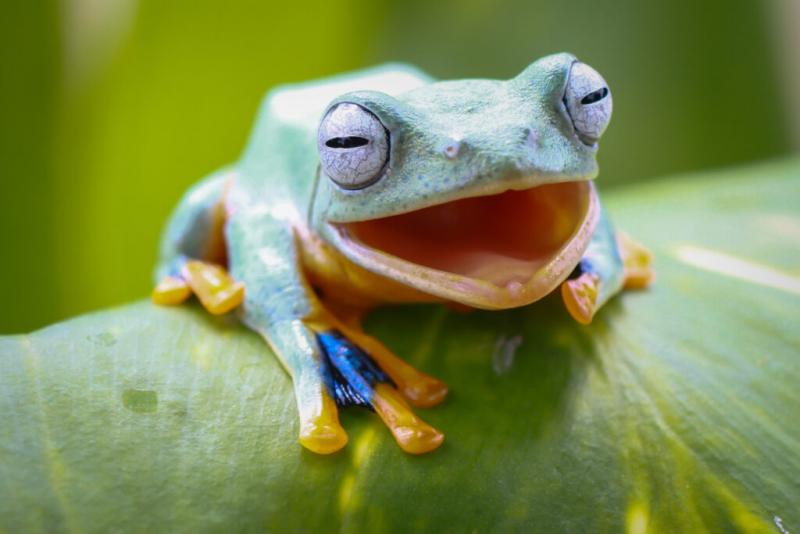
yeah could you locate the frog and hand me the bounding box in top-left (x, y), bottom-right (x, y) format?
top-left (151, 53), bottom-right (654, 455)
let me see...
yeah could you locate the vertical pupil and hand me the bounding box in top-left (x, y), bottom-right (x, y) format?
top-left (580, 87), bottom-right (609, 105)
top-left (326, 136), bottom-right (369, 149)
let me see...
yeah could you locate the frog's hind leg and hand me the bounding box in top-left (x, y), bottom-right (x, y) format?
top-left (315, 330), bottom-right (444, 454)
top-left (561, 211), bottom-right (654, 324)
top-left (225, 213), bottom-right (444, 456)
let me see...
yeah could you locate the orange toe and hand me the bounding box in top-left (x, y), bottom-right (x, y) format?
top-left (617, 232), bottom-right (655, 289)
top-left (298, 393), bottom-right (348, 455)
top-left (203, 282), bottom-right (245, 315)
top-left (152, 276), bottom-right (191, 306)
top-left (399, 376), bottom-right (449, 409)
top-left (561, 273), bottom-right (600, 325)
top-left (372, 384), bottom-right (444, 454)
top-left (299, 421), bottom-right (349, 455)
top-left (181, 260), bottom-right (245, 315)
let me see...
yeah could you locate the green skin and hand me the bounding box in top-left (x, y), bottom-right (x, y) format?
top-left (156, 53), bottom-right (626, 450)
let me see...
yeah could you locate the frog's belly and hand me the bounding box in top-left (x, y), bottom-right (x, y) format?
top-left (298, 226), bottom-right (442, 309)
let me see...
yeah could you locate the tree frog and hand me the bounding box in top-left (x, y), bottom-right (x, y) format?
top-left (152, 53), bottom-right (654, 455)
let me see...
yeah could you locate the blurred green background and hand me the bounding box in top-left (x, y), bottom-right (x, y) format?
top-left (2, 0), bottom-right (798, 334)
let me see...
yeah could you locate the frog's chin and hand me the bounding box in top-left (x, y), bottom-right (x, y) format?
top-left (326, 180), bottom-right (600, 310)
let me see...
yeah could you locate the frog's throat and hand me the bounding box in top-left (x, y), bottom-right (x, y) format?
top-left (326, 181), bottom-right (600, 310)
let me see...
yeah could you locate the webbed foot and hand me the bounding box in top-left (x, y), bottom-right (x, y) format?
top-left (335, 326), bottom-right (448, 409)
top-left (152, 260), bottom-right (244, 315)
top-left (316, 330), bottom-right (445, 454)
top-left (561, 230), bottom-right (655, 325)
top-left (561, 271), bottom-right (600, 325)
top-left (617, 231), bottom-right (655, 289)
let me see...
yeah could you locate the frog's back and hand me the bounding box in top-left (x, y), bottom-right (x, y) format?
top-left (251, 64), bottom-right (432, 135)
top-left (234, 65), bottom-right (433, 209)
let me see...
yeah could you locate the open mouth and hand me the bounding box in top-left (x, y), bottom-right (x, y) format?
top-left (330, 180), bottom-right (599, 309)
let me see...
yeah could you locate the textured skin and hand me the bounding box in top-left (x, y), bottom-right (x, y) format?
top-left (154, 54), bottom-right (634, 453)
top-left (312, 55), bottom-right (599, 224)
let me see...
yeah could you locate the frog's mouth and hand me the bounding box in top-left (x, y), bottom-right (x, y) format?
top-left (328, 181), bottom-right (599, 309)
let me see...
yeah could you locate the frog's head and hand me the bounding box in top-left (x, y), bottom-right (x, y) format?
top-left (312, 53), bottom-right (612, 309)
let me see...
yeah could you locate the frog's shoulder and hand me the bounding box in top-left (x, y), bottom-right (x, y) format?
top-left (256, 63), bottom-right (434, 129)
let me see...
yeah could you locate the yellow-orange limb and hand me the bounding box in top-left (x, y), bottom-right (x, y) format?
top-left (152, 276), bottom-right (192, 305)
top-left (297, 389), bottom-right (348, 455)
top-left (181, 260), bottom-right (245, 315)
top-left (372, 384), bottom-right (444, 454)
top-left (618, 231), bottom-right (656, 289)
top-left (262, 315), bottom-right (349, 455)
top-left (561, 272), bottom-right (600, 325)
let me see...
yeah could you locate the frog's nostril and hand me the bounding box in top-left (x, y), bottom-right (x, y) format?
top-left (525, 128), bottom-right (540, 149)
top-left (442, 141), bottom-right (461, 160)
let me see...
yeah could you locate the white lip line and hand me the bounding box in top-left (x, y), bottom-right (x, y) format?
top-left (326, 181), bottom-right (599, 308)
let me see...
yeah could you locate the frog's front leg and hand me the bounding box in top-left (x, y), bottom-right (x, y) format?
top-left (151, 170), bottom-right (244, 314)
top-left (561, 209), bottom-right (654, 324)
top-left (228, 214), bottom-right (444, 455)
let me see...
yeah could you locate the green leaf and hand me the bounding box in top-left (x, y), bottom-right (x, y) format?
top-left (2, 160), bottom-right (799, 532)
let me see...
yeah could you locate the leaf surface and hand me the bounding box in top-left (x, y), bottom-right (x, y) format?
top-left (2, 160), bottom-right (799, 532)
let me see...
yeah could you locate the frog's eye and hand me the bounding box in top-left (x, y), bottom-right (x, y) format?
top-left (563, 62), bottom-right (613, 147)
top-left (318, 103), bottom-right (390, 189)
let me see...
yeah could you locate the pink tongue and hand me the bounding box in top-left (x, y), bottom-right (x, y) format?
top-left (431, 250), bottom-right (543, 288)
